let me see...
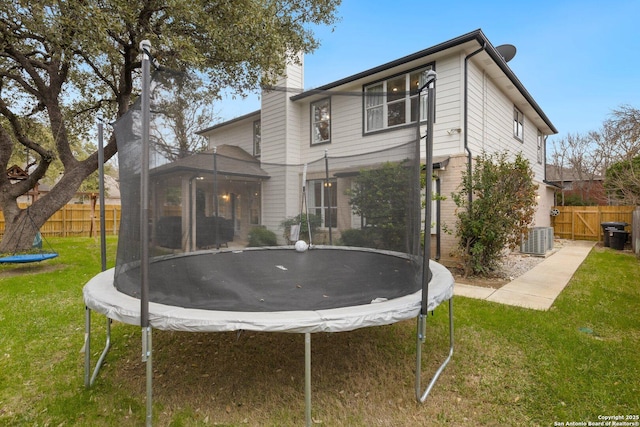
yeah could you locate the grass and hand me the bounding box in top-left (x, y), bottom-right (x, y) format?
top-left (0, 238), bottom-right (638, 426)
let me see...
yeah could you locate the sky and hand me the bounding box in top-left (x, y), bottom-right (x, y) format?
top-left (216, 0), bottom-right (640, 144)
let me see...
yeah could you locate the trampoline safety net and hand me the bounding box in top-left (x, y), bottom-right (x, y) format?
top-left (112, 69), bottom-right (427, 312)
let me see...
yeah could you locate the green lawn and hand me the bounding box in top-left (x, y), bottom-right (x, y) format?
top-left (0, 237), bottom-right (638, 426)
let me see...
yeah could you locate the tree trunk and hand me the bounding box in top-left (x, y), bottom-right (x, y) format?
top-left (0, 163), bottom-right (91, 254)
top-left (0, 208), bottom-right (41, 254)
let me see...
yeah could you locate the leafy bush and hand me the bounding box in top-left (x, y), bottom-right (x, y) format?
top-left (280, 213), bottom-right (321, 243)
top-left (247, 227), bottom-right (278, 247)
top-left (451, 151), bottom-right (537, 276)
top-left (339, 228), bottom-right (377, 248)
top-left (346, 161), bottom-right (414, 252)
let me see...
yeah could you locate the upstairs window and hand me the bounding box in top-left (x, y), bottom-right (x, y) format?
top-left (253, 120), bottom-right (261, 157)
top-left (311, 98), bottom-right (331, 145)
top-left (514, 107), bottom-right (524, 141)
top-left (537, 130), bottom-right (544, 164)
top-left (364, 67), bottom-right (430, 133)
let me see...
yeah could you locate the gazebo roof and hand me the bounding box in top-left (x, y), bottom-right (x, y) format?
top-left (151, 145), bottom-right (269, 180)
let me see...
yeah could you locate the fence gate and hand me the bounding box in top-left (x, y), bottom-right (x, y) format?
top-left (552, 206), bottom-right (635, 241)
top-left (575, 210), bottom-right (600, 240)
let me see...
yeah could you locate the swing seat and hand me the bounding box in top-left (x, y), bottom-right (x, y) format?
top-left (0, 253), bottom-right (58, 264)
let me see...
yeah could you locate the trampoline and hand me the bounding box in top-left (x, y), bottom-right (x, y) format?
top-left (84, 246), bottom-right (453, 333)
top-left (83, 43), bottom-right (451, 426)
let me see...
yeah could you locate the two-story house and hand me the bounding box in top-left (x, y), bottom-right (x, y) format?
top-left (186, 29), bottom-right (557, 263)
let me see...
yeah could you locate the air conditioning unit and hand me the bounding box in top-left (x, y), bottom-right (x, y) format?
top-left (521, 227), bottom-right (554, 256)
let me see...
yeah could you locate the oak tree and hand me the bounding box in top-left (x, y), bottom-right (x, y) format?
top-left (0, 0), bottom-right (341, 252)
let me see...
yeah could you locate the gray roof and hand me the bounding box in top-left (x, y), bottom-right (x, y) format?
top-left (151, 144), bottom-right (269, 180)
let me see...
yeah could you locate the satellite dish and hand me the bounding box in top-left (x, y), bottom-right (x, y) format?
top-left (496, 44), bottom-right (517, 63)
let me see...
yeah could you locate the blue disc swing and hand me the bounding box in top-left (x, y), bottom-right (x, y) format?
top-left (0, 208), bottom-right (58, 264)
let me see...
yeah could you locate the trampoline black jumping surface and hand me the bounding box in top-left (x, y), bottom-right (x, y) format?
top-left (115, 247), bottom-right (424, 312)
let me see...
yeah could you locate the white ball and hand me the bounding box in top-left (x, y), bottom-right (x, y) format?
top-left (294, 240), bottom-right (309, 252)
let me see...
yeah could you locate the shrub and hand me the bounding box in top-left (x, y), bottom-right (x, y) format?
top-left (346, 161), bottom-right (414, 252)
top-left (339, 228), bottom-right (376, 248)
top-left (280, 213), bottom-right (321, 243)
top-left (451, 151), bottom-right (537, 276)
top-left (247, 227), bottom-right (278, 247)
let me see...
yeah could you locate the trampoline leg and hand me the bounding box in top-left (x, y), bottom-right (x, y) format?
top-left (142, 326), bottom-right (153, 427)
top-left (83, 307), bottom-right (112, 388)
top-left (305, 332), bottom-right (312, 427)
top-left (415, 297), bottom-right (454, 402)
top-left (84, 307), bottom-right (91, 388)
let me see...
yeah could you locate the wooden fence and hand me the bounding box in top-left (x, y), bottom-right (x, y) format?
top-left (551, 206), bottom-right (636, 241)
top-left (1, 203), bottom-right (635, 243)
top-left (0, 204), bottom-right (121, 239)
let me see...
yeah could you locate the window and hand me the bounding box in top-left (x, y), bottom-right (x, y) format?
top-left (311, 99), bottom-right (331, 144)
top-left (249, 184), bottom-right (261, 225)
top-left (308, 179), bottom-right (337, 228)
top-left (364, 67), bottom-right (430, 133)
top-left (537, 130), bottom-right (544, 164)
top-left (253, 120), bottom-right (261, 157)
top-left (513, 107), bottom-right (524, 141)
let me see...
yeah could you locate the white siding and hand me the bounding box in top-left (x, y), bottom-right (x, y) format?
top-left (261, 58), bottom-right (305, 235)
top-left (430, 54), bottom-right (464, 157)
top-left (205, 116), bottom-right (256, 154)
top-left (465, 58), bottom-right (546, 182)
top-left (293, 54), bottom-right (465, 163)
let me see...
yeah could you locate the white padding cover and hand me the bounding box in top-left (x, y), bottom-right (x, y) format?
top-left (83, 261), bottom-right (454, 333)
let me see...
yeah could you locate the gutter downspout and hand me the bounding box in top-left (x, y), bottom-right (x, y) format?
top-left (435, 175), bottom-right (441, 261)
top-left (464, 43), bottom-right (486, 208)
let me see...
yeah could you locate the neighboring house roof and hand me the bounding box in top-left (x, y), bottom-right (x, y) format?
top-left (151, 144), bottom-right (269, 179)
top-left (546, 165), bottom-right (604, 182)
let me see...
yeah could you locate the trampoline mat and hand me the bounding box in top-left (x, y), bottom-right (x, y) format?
top-left (115, 247), bottom-right (424, 312)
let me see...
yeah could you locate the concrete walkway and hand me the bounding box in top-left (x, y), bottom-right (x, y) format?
top-left (454, 240), bottom-right (596, 310)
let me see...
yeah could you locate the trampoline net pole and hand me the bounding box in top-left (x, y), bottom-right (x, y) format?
top-left (140, 39), bottom-right (153, 426)
top-left (421, 73), bottom-right (436, 315)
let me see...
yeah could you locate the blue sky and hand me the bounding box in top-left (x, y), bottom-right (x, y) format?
top-left (218, 0), bottom-right (639, 143)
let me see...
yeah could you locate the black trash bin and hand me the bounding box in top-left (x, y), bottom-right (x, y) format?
top-left (601, 222), bottom-right (628, 247)
top-left (610, 229), bottom-right (629, 250)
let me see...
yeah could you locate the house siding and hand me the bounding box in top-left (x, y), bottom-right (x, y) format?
top-left (260, 59), bottom-right (305, 236)
top-left (205, 117), bottom-right (256, 154)
top-left (198, 33), bottom-right (556, 253)
top-left (431, 53), bottom-right (464, 157)
top-left (461, 58), bottom-right (554, 235)
top-left (465, 59), bottom-right (548, 178)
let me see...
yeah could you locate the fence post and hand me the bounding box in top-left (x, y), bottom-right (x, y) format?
top-left (631, 206), bottom-right (640, 257)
